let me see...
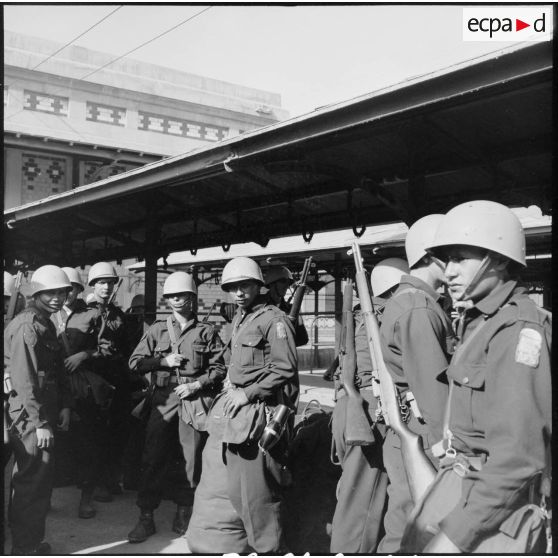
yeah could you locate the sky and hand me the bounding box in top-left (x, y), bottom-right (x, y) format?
top-left (3, 3), bottom-right (530, 118)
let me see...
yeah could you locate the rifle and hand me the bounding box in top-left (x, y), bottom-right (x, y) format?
top-left (4, 270), bottom-right (23, 444)
top-left (6, 270), bottom-right (23, 322)
top-left (202, 302), bottom-right (218, 324)
top-left (288, 257), bottom-right (312, 324)
top-left (352, 241), bottom-right (435, 503)
top-left (108, 277), bottom-right (123, 306)
top-left (340, 280), bottom-right (375, 446)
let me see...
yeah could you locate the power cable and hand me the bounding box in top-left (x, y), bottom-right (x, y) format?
top-left (79, 6), bottom-right (212, 81)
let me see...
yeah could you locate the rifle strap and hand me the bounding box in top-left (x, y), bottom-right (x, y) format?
top-left (166, 316), bottom-right (180, 353)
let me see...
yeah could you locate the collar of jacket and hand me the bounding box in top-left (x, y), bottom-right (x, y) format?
top-left (397, 274), bottom-right (441, 302)
top-left (473, 279), bottom-right (521, 317)
top-left (168, 314), bottom-right (198, 330)
top-left (242, 294), bottom-right (269, 315)
top-left (26, 301), bottom-right (52, 324)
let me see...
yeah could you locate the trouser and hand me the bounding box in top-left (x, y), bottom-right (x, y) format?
top-left (71, 394), bottom-right (110, 491)
top-left (9, 426), bottom-right (55, 550)
top-left (226, 440), bottom-right (286, 554)
top-left (377, 429), bottom-right (437, 553)
top-left (330, 393), bottom-right (389, 553)
top-left (136, 386), bottom-right (206, 510)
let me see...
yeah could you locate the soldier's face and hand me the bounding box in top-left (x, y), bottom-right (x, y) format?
top-left (166, 292), bottom-right (197, 317)
top-left (444, 246), bottom-right (503, 302)
top-left (66, 284), bottom-right (81, 307)
top-left (93, 279), bottom-right (115, 301)
top-left (34, 288), bottom-right (68, 314)
top-left (229, 280), bottom-right (260, 309)
top-left (270, 278), bottom-right (290, 299)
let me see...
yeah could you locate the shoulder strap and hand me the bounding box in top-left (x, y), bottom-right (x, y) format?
top-left (166, 316), bottom-right (180, 352)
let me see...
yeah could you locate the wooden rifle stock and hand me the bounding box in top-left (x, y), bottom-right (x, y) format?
top-left (108, 278), bottom-right (123, 306)
top-left (340, 280), bottom-right (375, 446)
top-left (288, 257), bottom-right (312, 323)
top-left (352, 242), bottom-right (435, 503)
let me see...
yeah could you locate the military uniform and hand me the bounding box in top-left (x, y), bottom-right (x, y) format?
top-left (53, 300), bottom-right (114, 496)
top-left (190, 295), bottom-right (298, 554)
top-left (330, 301), bottom-right (389, 553)
top-left (377, 275), bottom-right (455, 553)
top-left (432, 281), bottom-right (551, 551)
top-left (4, 304), bottom-right (73, 552)
top-left (129, 315), bottom-right (225, 511)
top-left (88, 300), bottom-right (131, 491)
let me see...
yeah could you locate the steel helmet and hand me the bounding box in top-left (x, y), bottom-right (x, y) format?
top-left (371, 258), bottom-right (409, 297)
top-left (221, 257), bottom-right (264, 291)
top-left (264, 266), bottom-right (294, 287)
top-left (29, 265), bottom-right (72, 296)
top-left (163, 272), bottom-right (197, 296)
top-left (61, 267), bottom-right (85, 291)
top-left (130, 294), bottom-right (145, 308)
top-left (427, 200), bottom-right (526, 266)
top-left (4, 271), bottom-right (15, 297)
top-left (88, 262), bottom-right (118, 286)
top-left (405, 214), bottom-right (444, 269)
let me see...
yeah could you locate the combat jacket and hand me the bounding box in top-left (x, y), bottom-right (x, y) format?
top-left (380, 275), bottom-right (455, 446)
top-left (52, 300), bottom-right (99, 358)
top-left (438, 281), bottom-right (551, 552)
top-left (129, 315), bottom-right (226, 390)
top-left (4, 304), bottom-right (73, 430)
top-left (228, 296), bottom-right (298, 406)
top-left (89, 301), bottom-right (130, 361)
top-left (272, 296), bottom-right (309, 347)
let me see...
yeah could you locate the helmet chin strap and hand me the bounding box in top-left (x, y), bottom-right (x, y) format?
top-left (454, 253), bottom-right (492, 308)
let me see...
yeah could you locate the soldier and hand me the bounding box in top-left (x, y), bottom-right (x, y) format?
top-left (4, 271), bottom-right (15, 315)
top-left (377, 215), bottom-right (456, 553)
top-left (330, 257), bottom-right (409, 553)
top-left (86, 262), bottom-right (131, 501)
top-left (52, 267), bottom-right (114, 519)
top-left (404, 200), bottom-right (551, 553)
top-left (264, 265), bottom-right (309, 346)
top-left (187, 257), bottom-right (298, 554)
top-left (127, 272), bottom-right (226, 543)
top-left (4, 265), bottom-right (73, 555)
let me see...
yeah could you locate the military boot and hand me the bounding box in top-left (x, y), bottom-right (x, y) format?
top-left (172, 505), bottom-right (193, 535)
top-left (78, 488), bottom-right (96, 519)
top-left (128, 510), bottom-right (156, 543)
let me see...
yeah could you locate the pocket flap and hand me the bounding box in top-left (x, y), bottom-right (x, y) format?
top-left (192, 342), bottom-right (209, 353)
top-left (447, 364), bottom-right (486, 389)
top-left (241, 334), bottom-right (264, 347)
top-left (155, 340), bottom-right (170, 352)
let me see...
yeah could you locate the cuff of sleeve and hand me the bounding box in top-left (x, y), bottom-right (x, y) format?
top-left (440, 508), bottom-right (485, 552)
top-left (138, 357), bottom-right (163, 373)
top-left (242, 384), bottom-right (260, 402)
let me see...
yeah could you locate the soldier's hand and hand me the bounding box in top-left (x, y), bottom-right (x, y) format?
top-left (162, 353), bottom-right (185, 368)
top-left (58, 408), bottom-right (71, 431)
top-left (174, 380), bottom-right (201, 400)
top-left (64, 351), bottom-right (89, 373)
top-left (423, 531), bottom-right (461, 553)
top-left (36, 425), bottom-right (54, 449)
top-left (222, 388), bottom-right (249, 418)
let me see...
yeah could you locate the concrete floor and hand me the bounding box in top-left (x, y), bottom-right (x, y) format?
top-left (3, 370), bottom-right (335, 555)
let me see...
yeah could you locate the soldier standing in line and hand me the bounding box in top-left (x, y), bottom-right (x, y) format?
top-left (264, 265), bottom-right (309, 346)
top-left (127, 272), bottom-right (226, 543)
top-left (376, 215), bottom-right (456, 553)
top-left (330, 257), bottom-right (409, 553)
top-left (187, 257), bottom-right (298, 554)
top-left (86, 262), bottom-right (131, 501)
top-left (52, 267), bottom-right (115, 519)
top-left (4, 271), bottom-right (15, 316)
top-left (4, 265), bottom-right (73, 555)
top-left (403, 201), bottom-right (551, 553)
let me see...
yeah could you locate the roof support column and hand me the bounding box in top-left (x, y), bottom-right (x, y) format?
top-left (334, 253), bottom-right (343, 353)
top-left (144, 220), bottom-right (160, 326)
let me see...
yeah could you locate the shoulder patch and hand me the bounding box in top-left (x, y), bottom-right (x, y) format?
top-left (23, 325), bottom-right (38, 347)
top-left (515, 328), bottom-right (542, 368)
top-left (276, 321), bottom-right (287, 339)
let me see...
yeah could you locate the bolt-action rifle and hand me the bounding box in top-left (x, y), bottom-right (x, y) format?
top-left (288, 257), bottom-right (312, 324)
top-left (352, 241), bottom-right (435, 503)
top-left (339, 280), bottom-right (375, 446)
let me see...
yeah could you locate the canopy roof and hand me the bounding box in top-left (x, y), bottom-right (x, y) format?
top-left (4, 42), bottom-right (552, 268)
